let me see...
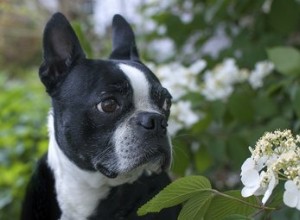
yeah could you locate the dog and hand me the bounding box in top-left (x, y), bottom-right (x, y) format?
top-left (21, 13), bottom-right (180, 220)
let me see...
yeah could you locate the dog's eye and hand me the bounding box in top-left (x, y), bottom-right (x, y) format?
top-left (97, 99), bottom-right (119, 113)
top-left (162, 98), bottom-right (171, 112)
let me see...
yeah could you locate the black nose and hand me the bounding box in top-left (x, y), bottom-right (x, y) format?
top-left (136, 112), bottom-right (167, 132)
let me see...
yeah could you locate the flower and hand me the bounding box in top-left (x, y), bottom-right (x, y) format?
top-left (200, 58), bottom-right (249, 101)
top-left (283, 179), bottom-right (300, 210)
top-left (248, 61), bottom-right (274, 89)
top-left (168, 101), bottom-right (200, 136)
top-left (240, 130), bottom-right (300, 205)
top-left (155, 60), bottom-right (206, 100)
top-left (240, 157), bottom-right (278, 204)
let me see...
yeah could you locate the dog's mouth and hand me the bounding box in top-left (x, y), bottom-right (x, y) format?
top-left (95, 163), bottom-right (118, 178)
top-left (95, 149), bottom-right (170, 179)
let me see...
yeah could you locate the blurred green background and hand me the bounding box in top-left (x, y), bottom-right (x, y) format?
top-left (1, 0), bottom-right (300, 219)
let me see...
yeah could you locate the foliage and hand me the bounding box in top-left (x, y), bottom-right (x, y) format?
top-left (138, 176), bottom-right (265, 220)
top-left (0, 72), bottom-right (49, 219)
top-left (134, 0), bottom-right (300, 219)
top-left (1, 0), bottom-right (300, 219)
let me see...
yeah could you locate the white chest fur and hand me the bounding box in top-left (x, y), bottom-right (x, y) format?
top-left (47, 113), bottom-right (142, 220)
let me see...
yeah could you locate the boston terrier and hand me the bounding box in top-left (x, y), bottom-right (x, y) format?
top-left (21, 13), bottom-right (180, 220)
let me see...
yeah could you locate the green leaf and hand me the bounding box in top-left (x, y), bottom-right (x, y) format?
top-left (171, 140), bottom-right (190, 176)
top-left (228, 90), bottom-right (254, 123)
top-left (267, 0), bottom-right (300, 34)
top-left (222, 214), bottom-right (252, 220)
top-left (267, 47), bottom-right (300, 75)
top-left (178, 191), bottom-right (214, 220)
top-left (137, 176), bottom-right (211, 216)
top-left (204, 190), bottom-right (259, 220)
top-left (194, 145), bottom-right (213, 173)
top-left (252, 94), bottom-right (278, 119)
top-left (291, 86), bottom-right (300, 118)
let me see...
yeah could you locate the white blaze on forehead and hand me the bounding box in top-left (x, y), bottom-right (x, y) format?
top-left (118, 63), bottom-right (153, 110)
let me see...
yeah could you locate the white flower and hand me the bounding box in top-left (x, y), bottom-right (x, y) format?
top-left (283, 180), bottom-right (300, 210)
top-left (248, 61), bottom-right (274, 89)
top-left (261, 170), bottom-right (277, 204)
top-left (155, 61), bottom-right (205, 100)
top-left (200, 58), bottom-right (249, 101)
top-left (241, 158), bottom-right (262, 197)
top-left (188, 60), bottom-right (206, 75)
top-left (241, 130), bottom-right (300, 206)
top-left (241, 157), bottom-right (278, 204)
top-left (168, 101), bottom-right (200, 136)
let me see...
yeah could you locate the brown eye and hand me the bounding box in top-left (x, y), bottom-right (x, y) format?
top-left (97, 99), bottom-right (119, 113)
top-left (162, 98), bottom-right (171, 111)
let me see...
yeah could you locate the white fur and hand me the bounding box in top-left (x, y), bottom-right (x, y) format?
top-left (118, 63), bottom-right (157, 112)
top-left (47, 112), bottom-right (142, 220)
top-left (113, 64), bottom-right (168, 172)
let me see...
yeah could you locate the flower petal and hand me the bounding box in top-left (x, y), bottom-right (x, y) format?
top-left (242, 185), bottom-right (259, 197)
top-left (262, 172), bottom-right (278, 204)
top-left (296, 191), bottom-right (300, 210)
top-left (241, 169), bottom-right (260, 187)
top-left (241, 158), bottom-right (255, 174)
top-left (283, 190), bottom-right (298, 208)
top-left (285, 180), bottom-right (298, 192)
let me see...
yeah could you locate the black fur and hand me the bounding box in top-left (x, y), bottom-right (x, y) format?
top-left (21, 12), bottom-right (180, 220)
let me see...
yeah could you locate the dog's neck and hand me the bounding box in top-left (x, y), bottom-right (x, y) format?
top-left (47, 111), bottom-right (143, 220)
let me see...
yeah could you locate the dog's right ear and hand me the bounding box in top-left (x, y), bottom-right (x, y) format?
top-left (39, 12), bottom-right (85, 94)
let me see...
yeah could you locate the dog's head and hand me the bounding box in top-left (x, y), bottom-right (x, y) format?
top-left (40, 13), bottom-right (172, 178)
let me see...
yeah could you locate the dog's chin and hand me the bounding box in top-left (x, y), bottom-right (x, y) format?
top-left (95, 152), bottom-right (170, 179)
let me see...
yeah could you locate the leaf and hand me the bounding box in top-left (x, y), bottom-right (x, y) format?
top-left (194, 145), bottom-right (213, 173)
top-left (228, 90), bottom-right (254, 123)
top-left (252, 94), bottom-right (278, 119)
top-left (222, 214), bottom-right (252, 220)
top-left (204, 190), bottom-right (259, 220)
top-left (171, 140), bottom-right (190, 176)
top-left (178, 191), bottom-right (214, 220)
top-left (267, 47), bottom-right (300, 75)
top-left (137, 176), bottom-right (211, 216)
top-left (291, 87), bottom-right (300, 118)
top-left (267, 0), bottom-right (300, 34)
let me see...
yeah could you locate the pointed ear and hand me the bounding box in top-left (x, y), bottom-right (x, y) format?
top-left (109, 14), bottom-right (140, 61)
top-left (39, 12), bottom-right (85, 94)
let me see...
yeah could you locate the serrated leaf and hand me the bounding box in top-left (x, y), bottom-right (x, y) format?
top-left (137, 176), bottom-right (211, 216)
top-left (178, 191), bottom-right (214, 220)
top-left (267, 47), bottom-right (300, 75)
top-left (204, 190), bottom-right (259, 220)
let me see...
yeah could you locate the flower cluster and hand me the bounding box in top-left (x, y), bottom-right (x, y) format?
top-left (152, 59), bottom-right (274, 136)
top-left (201, 59), bottom-right (274, 101)
top-left (201, 58), bottom-right (248, 101)
top-left (154, 60), bottom-right (206, 100)
top-left (152, 60), bottom-right (206, 136)
top-left (248, 61), bottom-right (274, 89)
top-left (241, 130), bottom-right (300, 210)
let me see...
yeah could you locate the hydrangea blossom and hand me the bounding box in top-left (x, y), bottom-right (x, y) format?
top-left (248, 61), bottom-right (274, 89)
top-left (154, 60), bottom-right (206, 100)
top-left (168, 101), bottom-right (200, 136)
top-left (153, 60), bottom-right (206, 135)
top-left (241, 130), bottom-right (300, 209)
top-left (151, 59), bottom-right (274, 135)
top-left (201, 58), bottom-right (249, 101)
top-left (283, 178), bottom-right (300, 210)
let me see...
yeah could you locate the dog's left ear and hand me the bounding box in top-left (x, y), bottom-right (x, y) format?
top-left (39, 12), bottom-right (86, 94)
top-left (109, 14), bottom-right (140, 61)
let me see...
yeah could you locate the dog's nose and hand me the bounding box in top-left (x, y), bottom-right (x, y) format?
top-left (136, 112), bottom-right (167, 132)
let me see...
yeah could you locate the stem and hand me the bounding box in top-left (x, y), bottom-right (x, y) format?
top-left (208, 189), bottom-right (276, 211)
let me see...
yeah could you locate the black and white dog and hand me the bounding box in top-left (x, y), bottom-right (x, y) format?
top-left (21, 13), bottom-right (179, 220)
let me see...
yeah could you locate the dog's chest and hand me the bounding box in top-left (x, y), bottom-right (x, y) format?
top-left (55, 173), bottom-right (111, 220)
